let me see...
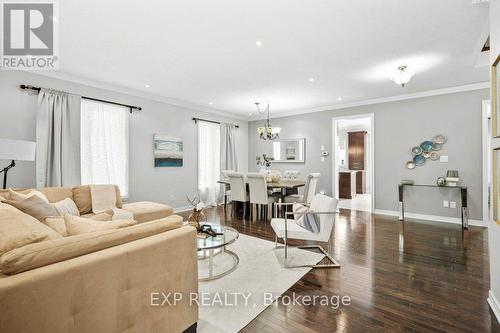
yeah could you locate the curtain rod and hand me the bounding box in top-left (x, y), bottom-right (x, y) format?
top-left (192, 117), bottom-right (239, 128)
top-left (20, 84), bottom-right (142, 112)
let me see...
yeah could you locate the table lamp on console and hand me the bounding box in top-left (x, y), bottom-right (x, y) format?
top-left (0, 139), bottom-right (36, 189)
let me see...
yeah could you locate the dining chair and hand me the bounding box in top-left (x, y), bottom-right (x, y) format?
top-left (284, 173), bottom-right (320, 204)
top-left (221, 170), bottom-right (234, 211)
top-left (226, 172), bottom-right (249, 219)
top-left (247, 173), bottom-right (278, 221)
top-left (271, 193), bottom-right (340, 268)
top-left (283, 170), bottom-right (300, 180)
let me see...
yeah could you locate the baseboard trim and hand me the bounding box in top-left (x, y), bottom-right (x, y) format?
top-left (488, 290), bottom-right (500, 324)
top-left (174, 205), bottom-right (193, 213)
top-left (374, 209), bottom-right (485, 227)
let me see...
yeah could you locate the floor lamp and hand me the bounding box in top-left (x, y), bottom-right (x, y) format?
top-left (0, 139), bottom-right (36, 189)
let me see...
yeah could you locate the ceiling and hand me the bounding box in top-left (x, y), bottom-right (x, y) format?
top-left (55, 0), bottom-right (489, 119)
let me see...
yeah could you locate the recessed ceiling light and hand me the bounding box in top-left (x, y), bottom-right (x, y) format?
top-left (255, 40), bottom-right (263, 47)
top-left (337, 97), bottom-right (342, 101)
top-left (145, 84), bottom-right (150, 88)
top-left (309, 77), bottom-right (315, 82)
top-left (391, 65), bottom-right (415, 87)
top-left (209, 102), bottom-right (213, 105)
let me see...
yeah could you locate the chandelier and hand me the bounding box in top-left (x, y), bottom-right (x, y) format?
top-left (255, 102), bottom-right (281, 140)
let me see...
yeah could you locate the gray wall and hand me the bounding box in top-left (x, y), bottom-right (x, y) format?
top-left (248, 89), bottom-right (489, 220)
top-left (0, 71), bottom-right (248, 210)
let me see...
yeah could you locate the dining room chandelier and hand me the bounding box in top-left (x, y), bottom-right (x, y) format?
top-left (255, 102), bottom-right (281, 140)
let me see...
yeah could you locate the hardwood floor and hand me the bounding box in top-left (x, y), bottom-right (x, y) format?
top-left (180, 206), bottom-right (500, 333)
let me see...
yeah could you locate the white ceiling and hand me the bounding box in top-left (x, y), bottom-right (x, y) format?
top-left (55, 0), bottom-right (489, 119)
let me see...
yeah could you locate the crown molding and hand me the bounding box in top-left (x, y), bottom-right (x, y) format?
top-left (250, 81), bottom-right (490, 121)
top-left (31, 71), bottom-right (248, 121)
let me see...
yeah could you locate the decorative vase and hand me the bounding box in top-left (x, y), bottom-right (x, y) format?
top-left (188, 208), bottom-right (206, 229)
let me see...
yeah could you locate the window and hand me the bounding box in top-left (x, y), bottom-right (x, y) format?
top-left (197, 121), bottom-right (220, 206)
top-left (80, 99), bottom-right (129, 197)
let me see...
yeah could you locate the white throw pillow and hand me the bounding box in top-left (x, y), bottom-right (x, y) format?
top-left (9, 189), bottom-right (49, 203)
top-left (64, 214), bottom-right (137, 236)
top-left (293, 203), bottom-right (320, 233)
top-left (53, 198), bottom-right (80, 216)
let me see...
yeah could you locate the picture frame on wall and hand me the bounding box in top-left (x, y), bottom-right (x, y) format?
top-left (492, 54), bottom-right (500, 137)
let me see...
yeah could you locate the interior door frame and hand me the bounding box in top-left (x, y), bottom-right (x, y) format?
top-left (482, 99), bottom-right (492, 225)
top-left (331, 113), bottom-right (375, 213)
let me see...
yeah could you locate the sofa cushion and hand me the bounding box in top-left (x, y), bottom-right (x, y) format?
top-left (0, 203), bottom-right (62, 256)
top-left (44, 213), bottom-right (114, 236)
top-left (9, 188), bottom-right (49, 203)
top-left (52, 198), bottom-right (80, 216)
top-left (64, 214), bottom-right (137, 236)
top-left (3, 195), bottom-right (59, 222)
top-left (122, 201), bottom-right (174, 223)
top-left (0, 214), bottom-right (184, 274)
top-left (72, 185), bottom-right (123, 215)
top-left (37, 187), bottom-right (74, 203)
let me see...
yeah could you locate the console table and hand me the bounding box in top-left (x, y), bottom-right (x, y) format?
top-left (398, 184), bottom-right (468, 229)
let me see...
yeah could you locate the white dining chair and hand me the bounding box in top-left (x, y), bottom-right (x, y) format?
top-left (271, 193), bottom-right (339, 268)
top-left (226, 172), bottom-right (250, 219)
top-left (285, 173), bottom-right (320, 204)
top-left (221, 170), bottom-right (234, 211)
top-left (247, 173), bottom-right (278, 221)
top-left (283, 170), bottom-right (300, 180)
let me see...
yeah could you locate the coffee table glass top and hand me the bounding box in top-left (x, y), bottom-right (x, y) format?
top-left (197, 223), bottom-right (239, 251)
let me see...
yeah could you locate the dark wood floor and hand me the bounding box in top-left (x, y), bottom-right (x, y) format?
top-left (180, 206), bottom-right (499, 333)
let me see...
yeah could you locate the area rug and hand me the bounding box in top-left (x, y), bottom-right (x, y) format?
top-left (198, 234), bottom-right (325, 333)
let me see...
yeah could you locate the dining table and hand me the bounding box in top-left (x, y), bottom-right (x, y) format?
top-left (217, 179), bottom-right (306, 202)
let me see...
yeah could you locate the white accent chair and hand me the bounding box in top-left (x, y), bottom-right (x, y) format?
top-left (226, 172), bottom-right (250, 219)
top-left (247, 173), bottom-right (278, 221)
top-left (283, 170), bottom-right (300, 180)
top-left (271, 193), bottom-right (340, 268)
top-left (284, 173), bottom-right (320, 204)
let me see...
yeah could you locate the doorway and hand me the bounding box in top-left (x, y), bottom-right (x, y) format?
top-left (332, 114), bottom-right (375, 212)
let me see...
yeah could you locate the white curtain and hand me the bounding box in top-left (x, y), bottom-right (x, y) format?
top-left (198, 121), bottom-right (220, 206)
top-left (36, 88), bottom-right (81, 187)
top-left (80, 99), bottom-right (129, 197)
top-left (220, 123), bottom-right (238, 172)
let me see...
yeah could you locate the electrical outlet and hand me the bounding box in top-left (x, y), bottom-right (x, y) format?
top-left (321, 156), bottom-right (325, 162)
top-left (170, 194), bottom-right (175, 201)
top-left (443, 200), bottom-right (449, 208)
top-left (450, 201), bottom-right (456, 209)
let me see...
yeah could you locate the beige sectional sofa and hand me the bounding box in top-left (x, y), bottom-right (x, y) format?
top-left (0, 186), bottom-right (198, 333)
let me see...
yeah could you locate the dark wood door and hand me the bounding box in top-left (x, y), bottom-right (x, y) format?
top-left (348, 131), bottom-right (366, 170)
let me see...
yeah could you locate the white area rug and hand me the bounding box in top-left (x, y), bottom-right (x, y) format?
top-left (198, 234), bottom-right (324, 333)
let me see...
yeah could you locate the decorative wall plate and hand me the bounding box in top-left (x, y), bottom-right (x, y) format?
top-left (422, 151), bottom-right (431, 159)
top-left (419, 141), bottom-right (434, 152)
top-left (411, 146), bottom-right (422, 155)
top-left (433, 134), bottom-right (447, 144)
top-left (406, 161), bottom-right (416, 169)
top-left (432, 143), bottom-right (442, 151)
top-left (430, 151), bottom-right (439, 160)
top-left (413, 154), bottom-right (426, 166)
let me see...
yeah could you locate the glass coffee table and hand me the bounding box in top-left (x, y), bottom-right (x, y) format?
top-left (197, 223), bottom-right (239, 281)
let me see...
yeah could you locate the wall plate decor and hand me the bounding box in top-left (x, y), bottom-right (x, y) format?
top-left (406, 134), bottom-right (446, 169)
top-left (411, 146), bottom-right (422, 155)
top-left (430, 151), bottom-right (440, 161)
top-left (153, 134), bottom-right (183, 167)
top-left (419, 141), bottom-right (434, 152)
top-left (406, 161), bottom-right (416, 169)
top-left (492, 55), bottom-right (500, 138)
top-left (433, 134), bottom-right (447, 145)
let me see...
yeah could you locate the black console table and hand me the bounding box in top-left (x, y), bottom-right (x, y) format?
top-left (398, 184), bottom-right (468, 229)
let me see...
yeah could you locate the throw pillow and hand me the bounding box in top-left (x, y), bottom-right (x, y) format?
top-left (53, 197), bottom-right (80, 216)
top-left (9, 189), bottom-right (50, 203)
top-left (44, 213), bottom-right (114, 236)
top-left (3, 195), bottom-right (59, 222)
top-left (64, 214), bottom-right (137, 236)
top-left (293, 203), bottom-right (320, 233)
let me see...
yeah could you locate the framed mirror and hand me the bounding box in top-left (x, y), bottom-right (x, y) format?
top-left (271, 138), bottom-right (305, 163)
top-left (493, 55), bottom-right (500, 137)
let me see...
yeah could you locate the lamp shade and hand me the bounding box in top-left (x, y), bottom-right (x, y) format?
top-left (0, 139), bottom-right (36, 161)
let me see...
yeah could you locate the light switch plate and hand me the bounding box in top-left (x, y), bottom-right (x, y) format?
top-left (440, 156), bottom-right (448, 162)
top-left (450, 201), bottom-right (456, 209)
top-left (321, 156), bottom-right (325, 162)
top-left (443, 200), bottom-right (449, 208)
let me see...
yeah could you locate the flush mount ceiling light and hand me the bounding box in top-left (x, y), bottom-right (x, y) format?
top-left (255, 102), bottom-right (281, 140)
top-left (391, 65), bottom-right (415, 87)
